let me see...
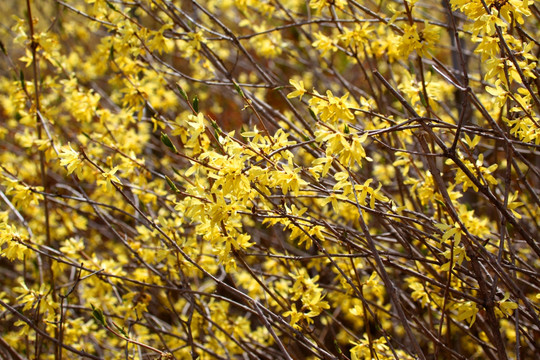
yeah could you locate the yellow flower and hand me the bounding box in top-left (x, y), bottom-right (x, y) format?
top-left (495, 292), bottom-right (519, 318)
top-left (453, 301), bottom-right (479, 326)
top-left (287, 79), bottom-right (306, 101)
top-left (283, 304), bottom-right (304, 330)
top-left (310, 0), bottom-right (347, 13)
top-left (398, 22), bottom-right (440, 58)
top-left (59, 143), bottom-right (83, 176)
top-left (97, 166), bottom-right (122, 191)
top-left (312, 32), bottom-right (337, 57)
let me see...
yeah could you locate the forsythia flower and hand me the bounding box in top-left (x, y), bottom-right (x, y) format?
top-left (283, 304), bottom-right (305, 330)
top-left (310, 0), bottom-right (347, 13)
top-left (453, 301), bottom-right (478, 326)
top-left (398, 22), bottom-right (439, 58)
top-left (312, 32), bottom-right (337, 56)
top-left (287, 79), bottom-right (306, 101)
top-left (494, 292), bottom-right (519, 318)
top-left (97, 166), bottom-right (122, 191)
top-left (59, 143), bottom-right (84, 175)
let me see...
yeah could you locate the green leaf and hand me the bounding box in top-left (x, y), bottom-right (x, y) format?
top-left (108, 45), bottom-right (114, 61)
top-left (209, 119), bottom-right (222, 136)
top-left (139, 201), bottom-right (147, 213)
top-left (0, 41), bottom-right (6, 55)
top-left (176, 84), bottom-right (188, 101)
top-left (91, 304), bottom-right (106, 326)
top-left (19, 70), bottom-right (26, 92)
top-left (344, 123), bottom-right (350, 134)
top-left (233, 81), bottom-right (244, 97)
top-left (334, 340), bottom-right (343, 354)
top-left (419, 90), bottom-right (428, 107)
top-left (192, 95), bottom-right (199, 113)
top-left (113, 322), bottom-right (128, 338)
top-left (160, 132), bottom-right (178, 154)
top-left (308, 108), bottom-right (317, 121)
top-left (165, 175), bottom-right (179, 193)
top-left (105, 1), bottom-right (117, 10)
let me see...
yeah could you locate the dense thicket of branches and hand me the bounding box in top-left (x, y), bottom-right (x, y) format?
top-left (0, 0), bottom-right (539, 359)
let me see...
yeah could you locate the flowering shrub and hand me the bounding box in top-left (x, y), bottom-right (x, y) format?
top-left (1, 0), bottom-right (539, 359)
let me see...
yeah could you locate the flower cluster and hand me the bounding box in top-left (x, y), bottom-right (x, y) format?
top-left (0, 0), bottom-right (538, 359)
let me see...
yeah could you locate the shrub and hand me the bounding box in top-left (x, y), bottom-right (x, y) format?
top-left (0, 0), bottom-right (539, 359)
